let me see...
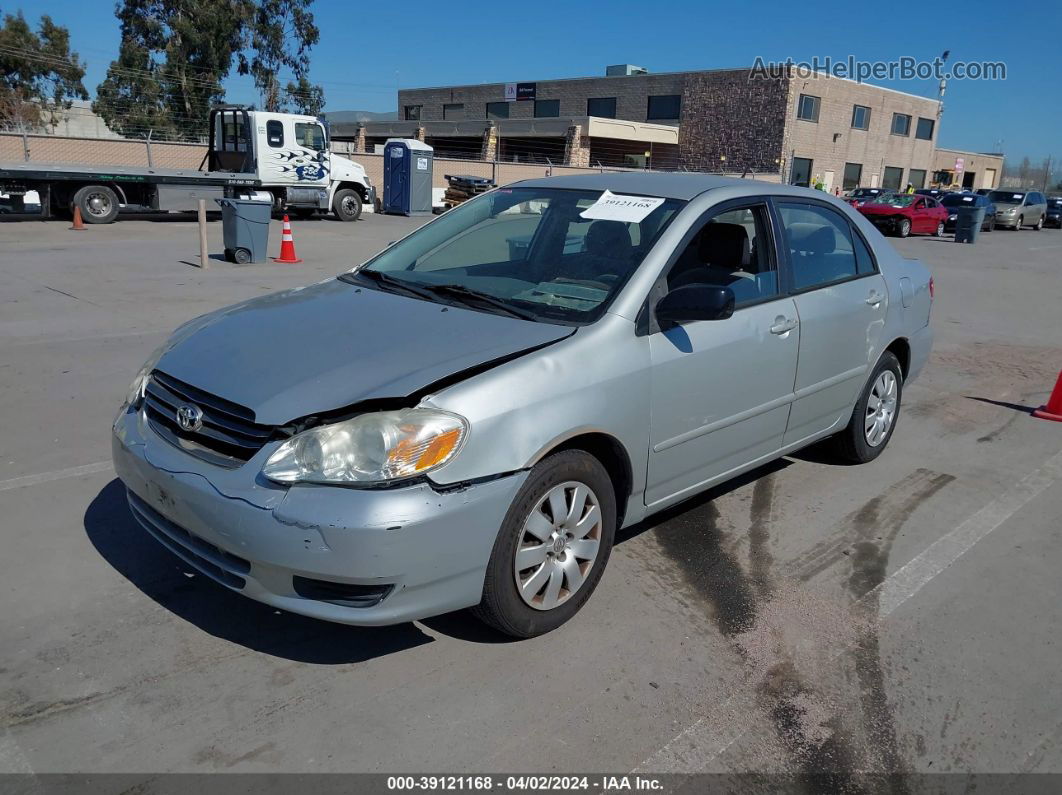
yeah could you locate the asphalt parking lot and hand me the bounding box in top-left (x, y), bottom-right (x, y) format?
top-left (1, 210), bottom-right (1061, 783)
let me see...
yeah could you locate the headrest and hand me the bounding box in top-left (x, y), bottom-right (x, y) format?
top-left (698, 222), bottom-right (750, 268)
top-left (585, 220), bottom-right (633, 257)
top-left (787, 222), bottom-right (835, 255)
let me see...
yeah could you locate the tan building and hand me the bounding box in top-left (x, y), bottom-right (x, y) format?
top-left (930, 148), bottom-right (1005, 191)
top-left (333, 65), bottom-right (979, 192)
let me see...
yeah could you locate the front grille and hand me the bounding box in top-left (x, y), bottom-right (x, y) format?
top-left (143, 371), bottom-right (274, 467)
top-left (127, 490), bottom-right (251, 590)
top-left (292, 576), bottom-right (393, 608)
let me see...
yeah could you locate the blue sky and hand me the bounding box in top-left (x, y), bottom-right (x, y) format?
top-left (13, 0), bottom-right (1061, 163)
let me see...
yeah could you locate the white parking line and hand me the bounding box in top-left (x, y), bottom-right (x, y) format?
top-left (633, 448), bottom-right (1062, 773)
top-left (0, 461), bottom-right (112, 492)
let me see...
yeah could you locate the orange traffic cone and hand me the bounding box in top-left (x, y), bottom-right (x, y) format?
top-left (272, 215), bottom-right (302, 263)
top-left (70, 205), bottom-right (86, 231)
top-left (1032, 370), bottom-right (1062, 422)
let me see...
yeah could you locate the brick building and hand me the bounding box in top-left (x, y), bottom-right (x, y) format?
top-left (333, 65), bottom-right (992, 191)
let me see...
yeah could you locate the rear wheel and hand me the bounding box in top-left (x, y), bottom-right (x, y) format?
top-left (897, 218), bottom-right (911, 238)
top-left (1034, 215), bottom-right (1043, 230)
top-left (935, 221), bottom-right (945, 237)
top-left (474, 450), bottom-right (616, 638)
top-left (71, 185), bottom-right (119, 224)
top-left (332, 189), bottom-right (362, 221)
top-left (834, 352), bottom-right (903, 464)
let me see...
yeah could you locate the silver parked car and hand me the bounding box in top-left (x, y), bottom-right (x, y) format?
top-left (987, 189), bottom-right (1047, 230)
top-left (112, 174), bottom-right (934, 637)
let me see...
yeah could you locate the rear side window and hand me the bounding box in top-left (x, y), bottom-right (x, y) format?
top-left (777, 203), bottom-right (859, 291)
top-left (266, 120), bottom-right (284, 148)
top-left (853, 229), bottom-right (876, 274)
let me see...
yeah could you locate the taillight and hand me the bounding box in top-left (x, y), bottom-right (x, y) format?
top-left (929, 277), bottom-right (935, 300)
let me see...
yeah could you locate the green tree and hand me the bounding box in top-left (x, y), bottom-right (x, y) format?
top-left (0, 10), bottom-right (88, 129)
top-left (237, 0), bottom-right (324, 114)
top-left (94, 0), bottom-right (246, 140)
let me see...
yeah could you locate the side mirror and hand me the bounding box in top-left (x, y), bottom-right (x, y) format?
top-left (655, 283), bottom-right (735, 325)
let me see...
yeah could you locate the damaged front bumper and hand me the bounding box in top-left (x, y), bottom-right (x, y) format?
top-left (111, 405), bottom-right (526, 626)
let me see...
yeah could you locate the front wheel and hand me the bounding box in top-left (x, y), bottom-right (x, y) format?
top-left (473, 450), bottom-right (616, 638)
top-left (834, 352), bottom-right (903, 464)
top-left (897, 218), bottom-right (911, 238)
top-left (935, 221), bottom-right (945, 237)
top-left (1015, 216), bottom-right (1024, 230)
top-left (332, 189), bottom-right (362, 221)
top-left (1034, 215), bottom-right (1043, 230)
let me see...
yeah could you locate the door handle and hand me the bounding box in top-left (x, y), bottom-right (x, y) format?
top-left (866, 292), bottom-right (883, 307)
top-left (770, 317), bottom-right (798, 335)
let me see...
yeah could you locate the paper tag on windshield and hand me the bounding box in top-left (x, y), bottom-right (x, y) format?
top-left (580, 190), bottom-right (665, 223)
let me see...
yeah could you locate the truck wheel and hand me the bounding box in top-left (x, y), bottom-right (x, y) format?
top-left (72, 185), bottom-right (119, 224)
top-left (332, 189), bottom-right (362, 222)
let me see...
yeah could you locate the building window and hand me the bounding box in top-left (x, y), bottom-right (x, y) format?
top-left (796, 94), bottom-right (820, 122)
top-left (891, 113), bottom-right (911, 136)
top-left (915, 117), bottom-right (935, 140)
top-left (908, 169), bottom-right (927, 189)
top-left (486, 102), bottom-right (509, 119)
top-left (443, 103), bottom-right (463, 120)
top-left (586, 97), bottom-right (617, 118)
top-left (646, 94), bottom-right (681, 120)
top-left (882, 166), bottom-right (904, 190)
top-left (790, 157), bottom-right (813, 187)
top-left (404, 105), bottom-right (422, 121)
top-left (843, 162), bottom-right (863, 190)
top-left (851, 105), bottom-right (871, 130)
top-left (266, 120), bottom-right (284, 148)
top-left (534, 99), bottom-right (560, 117)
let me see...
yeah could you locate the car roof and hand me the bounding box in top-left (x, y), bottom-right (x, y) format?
top-left (511, 171), bottom-right (819, 201)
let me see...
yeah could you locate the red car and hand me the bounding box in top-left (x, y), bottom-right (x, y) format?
top-left (856, 193), bottom-right (948, 237)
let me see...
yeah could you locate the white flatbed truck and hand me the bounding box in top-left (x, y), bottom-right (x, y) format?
top-left (0, 107), bottom-right (374, 223)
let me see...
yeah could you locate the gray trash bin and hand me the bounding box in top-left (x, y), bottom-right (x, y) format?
top-left (954, 206), bottom-right (986, 244)
top-left (216, 197), bottom-right (272, 263)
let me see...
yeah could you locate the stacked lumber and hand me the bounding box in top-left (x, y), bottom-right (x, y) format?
top-left (443, 174), bottom-right (495, 208)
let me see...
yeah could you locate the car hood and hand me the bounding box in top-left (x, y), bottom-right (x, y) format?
top-left (858, 203), bottom-right (911, 215)
top-left (155, 278), bottom-right (575, 425)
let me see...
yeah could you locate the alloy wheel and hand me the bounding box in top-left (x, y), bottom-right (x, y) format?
top-left (513, 481), bottom-right (602, 611)
top-left (864, 370), bottom-right (898, 447)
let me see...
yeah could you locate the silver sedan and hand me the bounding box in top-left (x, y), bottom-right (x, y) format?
top-left (112, 173), bottom-right (933, 637)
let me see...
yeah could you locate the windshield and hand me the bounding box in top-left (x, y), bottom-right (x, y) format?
top-left (989, 191), bottom-right (1025, 205)
top-left (851, 189), bottom-right (881, 198)
top-left (872, 194), bottom-right (917, 207)
top-left (1048, 199), bottom-right (1062, 209)
top-left (941, 194), bottom-right (978, 207)
top-left (344, 187), bottom-right (685, 325)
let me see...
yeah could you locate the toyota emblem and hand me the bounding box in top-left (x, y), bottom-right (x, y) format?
top-left (176, 404), bottom-right (204, 432)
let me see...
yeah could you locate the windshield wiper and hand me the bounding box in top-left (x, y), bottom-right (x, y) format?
top-left (342, 269), bottom-right (437, 300)
top-left (420, 284), bottom-right (540, 322)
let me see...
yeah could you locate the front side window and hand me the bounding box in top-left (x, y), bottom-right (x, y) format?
top-left (891, 113), bottom-right (911, 136)
top-left (777, 202), bottom-right (859, 291)
top-left (586, 97), bottom-right (617, 118)
top-left (666, 205), bottom-right (780, 308)
top-left (851, 105), bottom-right (871, 130)
top-left (915, 117), bottom-right (935, 140)
top-left (294, 122), bottom-right (326, 151)
top-left (266, 120), bottom-right (284, 148)
top-left (797, 94), bottom-right (820, 122)
top-left (348, 188), bottom-right (685, 325)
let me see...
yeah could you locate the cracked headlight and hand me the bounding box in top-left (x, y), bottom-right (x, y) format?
top-left (262, 408), bottom-right (468, 485)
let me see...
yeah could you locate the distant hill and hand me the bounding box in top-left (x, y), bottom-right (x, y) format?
top-left (322, 110), bottom-right (398, 123)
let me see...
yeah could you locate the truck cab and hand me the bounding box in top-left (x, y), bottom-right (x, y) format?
top-left (210, 107), bottom-right (373, 221)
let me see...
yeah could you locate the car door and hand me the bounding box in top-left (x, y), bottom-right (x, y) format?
top-left (645, 201), bottom-right (799, 507)
top-left (775, 200), bottom-right (888, 446)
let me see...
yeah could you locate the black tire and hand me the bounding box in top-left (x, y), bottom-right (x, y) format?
top-left (834, 351), bottom-right (904, 464)
top-left (897, 218), bottom-right (911, 238)
top-left (332, 189), bottom-right (362, 221)
top-left (473, 450), bottom-right (616, 638)
top-left (72, 185), bottom-right (119, 224)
